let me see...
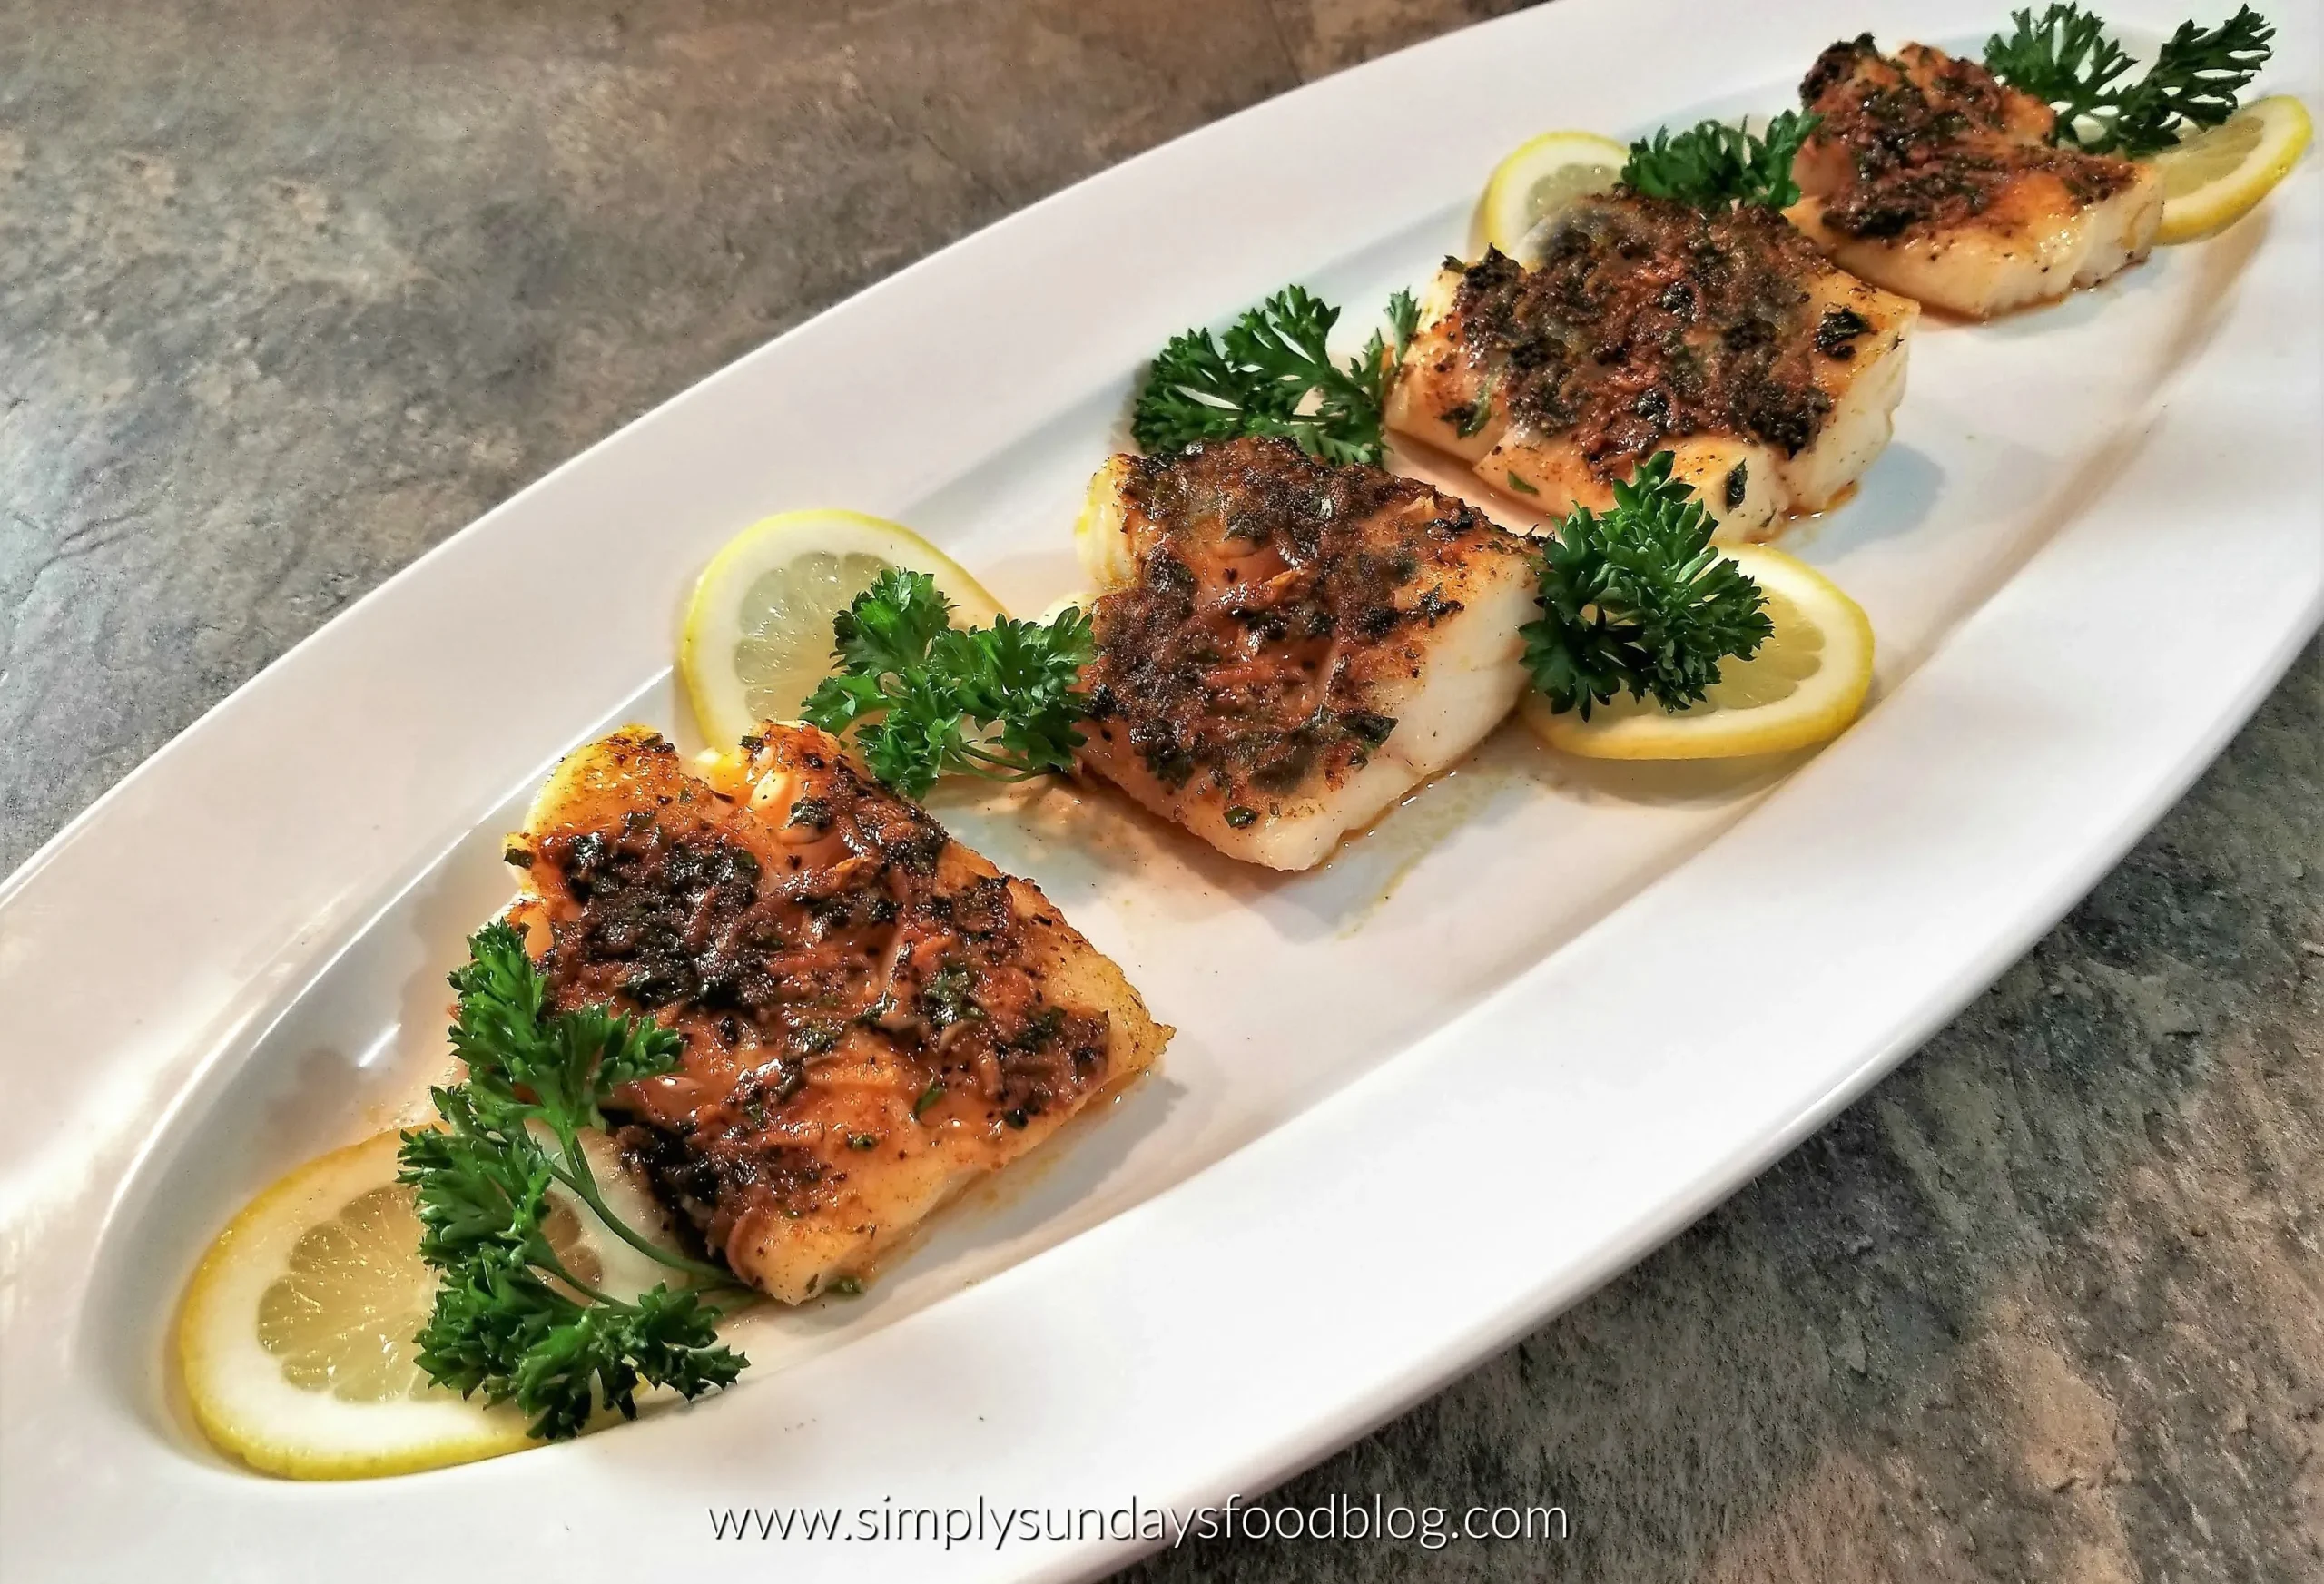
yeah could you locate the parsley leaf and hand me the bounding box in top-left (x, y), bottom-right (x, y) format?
top-left (921, 962), bottom-right (980, 1030)
top-left (1522, 452), bottom-right (1774, 719)
top-left (1984, 4), bottom-right (2142, 133)
top-left (1132, 285), bottom-right (1421, 466)
top-left (1985, 5), bottom-right (2273, 156)
top-left (1620, 111), bottom-right (1821, 212)
top-left (398, 923), bottom-right (748, 1441)
top-left (800, 568), bottom-right (1095, 800)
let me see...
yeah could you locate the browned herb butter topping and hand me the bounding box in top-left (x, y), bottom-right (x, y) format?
top-left (1442, 192), bottom-right (1843, 471)
top-left (518, 728), bottom-right (1111, 1259)
top-left (1083, 436), bottom-right (1521, 807)
top-left (1799, 35), bottom-right (2142, 241)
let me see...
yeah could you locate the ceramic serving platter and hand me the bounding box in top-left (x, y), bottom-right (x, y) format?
top-left (2, 0), bottom-right (2317, 1578)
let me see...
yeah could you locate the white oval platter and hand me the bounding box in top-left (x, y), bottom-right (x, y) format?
top-left (1, 0), bottom-right (2317, 1578)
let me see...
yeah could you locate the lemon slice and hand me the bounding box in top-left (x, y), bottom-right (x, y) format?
top-left (1479, 130), bottom-right (1629, 259)
top-left (1521, 546), bottom-right (1874, 760)
top-left (680, 510), bottom-right (1004, 750)
top-left (2153, 96), bottom-right (2313, 245)
top-left (178, 1126), bottom-right (684, 1479)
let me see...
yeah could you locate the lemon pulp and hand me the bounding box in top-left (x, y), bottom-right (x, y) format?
top-left (2161, 113), bottom-right (2267, 196)
top-left (253, 1191), bottom-right (597, 1403)
top-left (730, 550), bottom-right (897, 724)
top-left (1692, 586), bottom-right (1822, 712)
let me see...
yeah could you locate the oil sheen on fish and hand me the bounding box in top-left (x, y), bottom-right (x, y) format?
top-left (505, 723), bottom-right (1172, 1304)
top-left (1386, 192), bottom-right (1916, 540)
top-left (1076, 436), bottom-right (1537, 871)
top-left (1787, 36), bottom-right (2164, 318)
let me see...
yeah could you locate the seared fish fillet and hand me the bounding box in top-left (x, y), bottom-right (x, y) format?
top-left (506, 723), bottom-right (1171, 1304)
top-left (1787, 37), bottom-right (2163, 318)
top-left (1076, 436), bottom-right (1536, 871)
top-left (1386, 192), bottom-right (1916, 540)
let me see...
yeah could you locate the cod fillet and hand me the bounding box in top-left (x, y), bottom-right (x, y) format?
top-left (1075, 436), bottom-right (1537, 871)
top-left (505, 723), bottom-right (1171, 1304)
top-left (1387, 192), bottom-right (1916, 540)
top-left (1787, 36), bottom-right (2164, 318)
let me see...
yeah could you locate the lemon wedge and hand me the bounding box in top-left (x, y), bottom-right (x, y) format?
top-left (1479, 130), bottom-right (1629, 259)
top-left (680, 510), bottom-right (1004, 749)
top-left (2153, 96), bottom-right (2312, 245)
top-left (178, 1126), bottom-right (683, 1479)
top-left (1521, 546), bottom-right (1874, 760)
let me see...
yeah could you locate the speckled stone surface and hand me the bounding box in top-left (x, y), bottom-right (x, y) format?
top-left (5, 3), bottom-right (2319, 1579)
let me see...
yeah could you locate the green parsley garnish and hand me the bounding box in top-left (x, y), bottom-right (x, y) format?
top-left (397, 923), bottom-right (748, 1441)
top-left (1620, 111), bottom-right (1821, 212)
top-left (920, 962), bottom-right (980, 1029)
top-left (1522, 452), bottom-right (1773, 720)
top-left (801, 568), bottom-right (1094, 801)
top-left (1984, 5), bottom-right (2273, 156)
top-left (1132, 284), bottom-right (1422, 466)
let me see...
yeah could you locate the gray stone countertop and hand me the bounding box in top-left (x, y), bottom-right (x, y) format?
top-left (5, 2), bottom-right (2319, 1579)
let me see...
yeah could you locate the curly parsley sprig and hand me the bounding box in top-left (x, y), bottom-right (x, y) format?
top-left (1985, 5), bottom-right (2274, 156)
top-left (801, 568), bottom-right (1094, 800)
top-left (1523, 452), bottom-right (1774, 720)
top-left (398, 923), bottom-right (748, 1441)
top-left (1132, 284), bottom-right (1422, 466)
top-left (1620, 111), bottom-right (1822, 212)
